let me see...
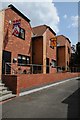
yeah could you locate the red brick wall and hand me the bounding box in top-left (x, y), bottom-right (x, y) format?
top-left (57, 46), bottom-right (65, 66)
top-left (32, 37), bottom-right (43, 65)
top-left (46, 29), bottom-right (56, 61)
top-left (2, 75), bottom-right (18, 94)
top-left (3, 8), bottom-right (32, 62)
top-left (46, 28), bottom-right (56, 73)
top-left (2, 73), bottom-right (80, 95)
top-left (57, 35), bottom-right (71, 69)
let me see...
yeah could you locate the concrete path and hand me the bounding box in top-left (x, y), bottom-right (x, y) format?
top-left (1, 77), bottom-right (80, 118)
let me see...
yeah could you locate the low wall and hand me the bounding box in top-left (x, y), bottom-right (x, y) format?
top-left (2, 72), bottom-right (80, 95)
top-left (2, 75), bottom-right (18, 94)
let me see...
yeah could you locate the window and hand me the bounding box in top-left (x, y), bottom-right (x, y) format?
top-left (49, 40), bottom-right (54, 49)
top-left (19, 28), bottom-right (25, 40)
top-left (68, 47), bottom-right (70, 54)
top-left (67, 61), bottom-right (69, 66)
top-left (18, 54), bottom-right (30, 66)
top-left (12, 27), bottom-right (25, 40)
top-left (51, 59), bottom-right (56, 68)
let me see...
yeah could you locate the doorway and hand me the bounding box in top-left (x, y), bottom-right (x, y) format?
top-left (46, 58), bottom-right (49, 73)
top-left (2, 50), bottom-right (11, 74)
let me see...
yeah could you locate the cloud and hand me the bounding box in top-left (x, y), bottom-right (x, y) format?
top-left (1, 0), bottom-right (52, 2)
top-left (68, 15), bottom-right (78, 28)
top-left (63, 14), bottom-right (67, 19)
top-left (25, 2), bottom-right (60, 33)
top-left (0, 2), bottom-right (2, 10)
top-left (71, 15), bottom-right (78, 28)
top-left (1, 2), bottom-right (60, 33)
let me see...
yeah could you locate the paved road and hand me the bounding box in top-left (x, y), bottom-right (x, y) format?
top-left (2, 78), bottom-right (80, 118)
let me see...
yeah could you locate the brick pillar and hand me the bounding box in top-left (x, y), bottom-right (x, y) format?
top-left (43, 32), bottom-right (47, 74)
top-left (0, 11), bottom-right (4, 80)
top-left (65, 41), bottom-right (67, 71)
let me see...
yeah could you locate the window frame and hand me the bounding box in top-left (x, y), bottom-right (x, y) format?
top-left (51, 59), bottom-right (56, 68)
top-left (19, 27), bottom-right (25, 40)
top-left (18, 54), bottom-right (30, 66)
top-left (12, 27), bottom-right (25, 40)
top-left (68, 47), bottom-right (70, 54)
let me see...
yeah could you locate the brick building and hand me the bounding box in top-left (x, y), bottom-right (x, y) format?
top-left (32, 25), bottom-right (57, 74)
top-left (56, 35), bottom-right (71, 71)
top-left (0, 4), bottom-right (77, 98)
top-left (0, 4), bottom-right (57, 76)
top-left (0, 4), bottom-right (32, 75)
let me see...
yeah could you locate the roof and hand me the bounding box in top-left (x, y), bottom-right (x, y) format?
top-left (57, 35), bottom-right (71, 43)
top-left (8, 4), bottom-right (30, 23)
top-left (32, 25), bottom-right (56, 37)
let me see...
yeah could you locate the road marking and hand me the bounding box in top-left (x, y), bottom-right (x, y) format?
top-left (19, 77), bottom-right (79, 96)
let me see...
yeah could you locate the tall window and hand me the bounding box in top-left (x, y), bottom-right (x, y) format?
top-left (18, 54), bottom-right (30, 66)
top-left (19, 28), bottom-right (25, 40)
top-left (68, 47), bottom-right (70, 54)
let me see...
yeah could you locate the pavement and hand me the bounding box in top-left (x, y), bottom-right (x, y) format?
top-left (1, 77), bottom-right (80, 119)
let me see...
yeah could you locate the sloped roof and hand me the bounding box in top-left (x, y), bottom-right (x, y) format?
top-left (32, 25), bottom-right (56, 37)
top-left (8, 4), bottom-right (30, 23)
top-left (57, 35), bottom-right (71, 43)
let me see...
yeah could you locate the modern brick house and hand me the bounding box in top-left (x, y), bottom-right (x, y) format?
top-left (0, 4), bottom-right (79, 98)
top-left (32, 25), bottom-right (57, 74)
top-left (0, 4), bottom-right (57, 77)
top-left (56, 35), bottom-right (71, 71)
top-left (0, 4), bottom-right (32, 75)
top-left (0, 5), bottom-right (57, 97)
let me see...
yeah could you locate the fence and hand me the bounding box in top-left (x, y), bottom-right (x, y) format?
top-left (5, 63), bottom-right (45, 75)
top-left (4, 62), bottom-right (80, 75)
top-left (70, 67), bottom-right (80, 72)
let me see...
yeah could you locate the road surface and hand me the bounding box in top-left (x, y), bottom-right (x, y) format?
top-left (2, 77), bottom-right (80, 118)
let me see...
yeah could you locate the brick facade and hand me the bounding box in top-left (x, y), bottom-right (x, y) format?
top-left (3, 8), bottom-right (32, 59)
top-left (1, 5), bottom-right (75, 96)
top-left (2, 73), bottom-right (80, 95)
top-left (32, 25), bottom-right (57, 74)
top-left (1, 5), bottom-right (32, 74)
top-left (46, 28), bottom-right (56, 73)
top-left (57, 35), bottom-right (71, 71)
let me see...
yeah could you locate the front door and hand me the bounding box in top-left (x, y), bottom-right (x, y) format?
top-left (2, 50), bottom-right (11, 74)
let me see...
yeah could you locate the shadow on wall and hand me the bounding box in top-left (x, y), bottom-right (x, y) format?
top-left (62, 78), bottom-right (80, 119)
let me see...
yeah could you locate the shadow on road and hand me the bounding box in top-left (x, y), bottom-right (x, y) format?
top-left (62, 78), bottom-right (80, 119)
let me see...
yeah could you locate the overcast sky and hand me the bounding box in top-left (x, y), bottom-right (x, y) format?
top-left (0, 1), bottom-right (79, 45)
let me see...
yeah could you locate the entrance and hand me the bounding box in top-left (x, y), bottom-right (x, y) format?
top-left (2, 50), bottom-right (11, 74)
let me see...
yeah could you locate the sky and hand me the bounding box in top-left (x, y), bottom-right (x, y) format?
top-left (0, 1), bottom-right (78, 45)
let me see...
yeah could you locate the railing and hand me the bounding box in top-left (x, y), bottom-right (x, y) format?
top-left (4, 62), bottom-right (57, 75)
top-left (57, 66), bottom-right (80, 72)
top-left (70, 67), bottom-right (80, 72)
top-left (4, 62), bottom-right (80, 75)
top-left (5, 63), bottom-right (44, 75)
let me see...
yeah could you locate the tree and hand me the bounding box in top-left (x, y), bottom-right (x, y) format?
top-left (76, 42), bottom-right (80, 65)
top-left (69, 42), bottom-right (80, 72)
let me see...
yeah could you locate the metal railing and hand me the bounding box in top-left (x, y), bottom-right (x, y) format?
top-left (57, 66), bottom-right (80, 72)
top-left (4, 62), bottom-right (80, 75)
top-left (5, 63), bottom-right (44, 75)
top-left (70, 67), bottom-right (80, 72)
